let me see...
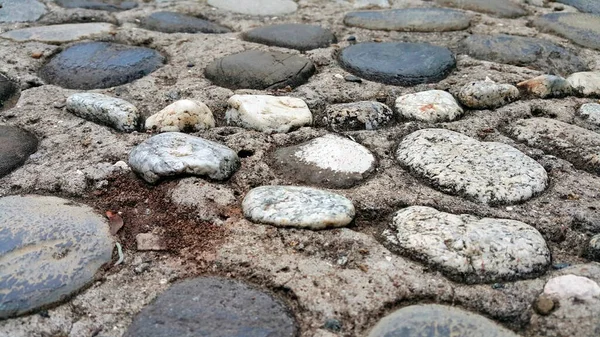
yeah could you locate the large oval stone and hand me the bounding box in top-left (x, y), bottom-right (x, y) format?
top-left (0, 195), bottom-right (113, 319)
top-left (396, 129), bottom-right (548, 204)
top-left (242, 24), bottom-right (336, 51)
top-left (54, 0), bottom-right (137, 11)
top-left (534, 13), bottom-right (600, 50)
top-left (141, 11), bottom-right (230, 34)
top-left (556, 0), bottom-right (600, 14)
top-left (205, 50), bottom-right (315, 90)
top-left (0, 0), bottom-right (47, 23)
top-left (434, 0), bottom-right (526, 18)
top-left (39, 42), bottom-right (164, 90)
top-left (0, 23), bottom-right (115, 44)
top-left (0, 125), bottom-right (38, 178)
top-left (338, 42), bottom-right (456, 86)
top-left (344, 8), bottom-right (471, 32)
top-left (207, 0), bottom-right (297, 16)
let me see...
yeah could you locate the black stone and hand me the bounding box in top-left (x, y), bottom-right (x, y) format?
top-left (534, 13), bottom-right (600, 50)
top-left (338, 42), bottom-right (456, 86)
top-left (39, 42), bottom-right (164, 90)
top-left (0, 74), bottom-right (19, 110)
top-left (557, 0), bottom-right (600, 14)
top-left (0, 126), bottom-right (37, 178)
top-left (124, 277), bottom-right (298, 337)
top-left (54, 0), bottom-right (137, 11)
top-left (204, 50), bottom-right (316, 90)
top-left (141, 11), bottom-right (230, 34)
top-left (461, 34), bottom-right (588, 75)
top-left (242, 24), bottom-right (336, 51)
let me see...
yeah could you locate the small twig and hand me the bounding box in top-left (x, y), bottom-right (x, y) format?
top-left (115, 242), bottom-right (124, 266)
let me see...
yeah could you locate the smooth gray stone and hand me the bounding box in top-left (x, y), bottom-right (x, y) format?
top-left (54, 0), bottom-right (137, 11)
top-left (461, 34), bottom-right (588, 75)
top-left (0, 23), bottom-right (115, 43)
top-left (338, 42), bottom-right (456, 86)
top-left (435, 0), bottom-right (526, 18)
top-left (242, 24), bottom-right (336, 51)
top-left (141, 11), bottom-right (230, 34)
top-left (0, 195), bottom-right (113, 319)
top-left (128, 132), bottom-right (240, 184)
top-left (124, 277), bottom-right (297, 337)
top-left (324, 101), bottom-right (393, 131)
top-left (0, 0), bottom-right (46, 22)
top-left (207, 0), bottom-right (297, 16)
top-left (0, 74), bottom-right (19, 109)
top-left (557, 0), bottom-right (600, 14)
top-left (534, 13), bottom-right (600, 50)
top-left (344, 8), bottom-right (471, 32)
top-left (66, 93), bottom-right (140, 132)
top-left (0, 126), bottom-right (38, 178)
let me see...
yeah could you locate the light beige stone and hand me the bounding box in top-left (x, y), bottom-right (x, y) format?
top-left (145, 100), bottom-right (215, 133)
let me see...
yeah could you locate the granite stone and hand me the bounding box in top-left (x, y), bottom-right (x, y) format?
top-left (395, 90), bottom-right (463, 122)
top-left (458, 79), bottom-right (520, 109)
top-left (324, 101), bottom-right (393, 131)
top-left (344, 8), bottom-right (471, 32)
top-left (242, 24), bottom-right (336, 51)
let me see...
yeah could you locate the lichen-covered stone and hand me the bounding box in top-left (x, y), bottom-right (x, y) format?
top-left (517, 75), bottom-right (572, 98)
top-left (145, 99), bottom-right (215, 133)
top-left (324, 101), bottom-right (393, 131)
top-left (226, 95), bottom-right (312, 133)
top-left (395, 90), bottom-right (463, 122)
top-left (66, 93), bottom-right (140, 132)
top-left (458, 79), bottom-right (519, 109)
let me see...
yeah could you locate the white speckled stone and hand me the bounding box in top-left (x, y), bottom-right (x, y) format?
top-left (145, 100), bottom-right (215, 133)
top-left (383, 206), bottom-right (551, 283)
top-left (66, 93), bottom-right (140, 132)
top-left (458, 79), bottom-right (519, 109)
top-left (128, 132), bottom-right (240, 184)
top-left (517, 75), bottom-right (572, 98)
top-left (242, 186), bottom-right (355, 229)
top-left (226, 95), bottom-right (312, 133)
top-left (0, 23), bottom-right (115, 43)
top-left (579, 103), bottom-right (600, 126)
top-left (567, 72), bottom-right (600, 96)
top-left (396, 129), bottom-right (548, 204)
top-left (544, 275), bottom-right (600, 301)
top-left (207, 0), bottom-right (297, 15)
top-left (325, 101), bottom-right (393, 131)
top-left (395, 90), bottom-right (463, 122)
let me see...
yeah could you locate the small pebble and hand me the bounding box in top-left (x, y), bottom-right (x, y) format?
top-left (344, 75), bottom-right (362, 83)
top-left (534, 294), bottom-right (555, 315)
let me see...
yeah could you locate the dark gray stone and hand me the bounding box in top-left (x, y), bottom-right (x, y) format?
top-left (344, 8), bottom-right (471, 32)
top-left (0, 0), bottom-right (46, 22)
top-left (435, 0), bottom-right (526, 18)
top-left (39, 42), bottom-right (164, 90)
top-left (338, 42), bottom-right (456, 86)
top-left (557, 0), bottom-right (600, 14)
top-left (124, 277), bottom-right (297, 337)
top-left (461, 34), bottom-right (588, 75)
top-left (0, 195), bottom-right (113, 319)
top-left (534, 13), bottom-right (600, 50)
top-left (54, 0), bottom-right (137, 11)
top-left (242, 24), bottom-right (336, 51)
top-left (0, 74), bottom-right (19, 109)
top-left (0, 126), bottom-right (38, 178)
top-left (204, 50), bottom-right (316, 90)
top-left (141, 11), bottom-right (230, 34)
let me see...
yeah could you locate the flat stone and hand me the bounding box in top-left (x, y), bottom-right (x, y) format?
top-left (243, 186), bottom-right (355, 229)
top-left (128, 132), bottom-right (240, 184)
top-left (145, 99), bottom-right (215, 133)
top-left (135, 233), bottom-right (166, 251)
top-left (556, 0), bottom-right (600, 14)
top-left (0, 125), bottom-right (38, 178)
top-left (461, 34), bottom-right (587, 75)
top-left (124, 277), bottom-right (297, 337)
top-left (338, 42), bottom-right (456, 86)
top-left (368, 304), bottom-right (519, 337)
top-left (207, 0), bottom-right (297, 16)
top-left (0, 23), bottom-right (115, 43)
top-left (435, 0), bottom-right (527, 18)
top-left (205, 50), bottom-right (315, 90)
top-left (567, 71), bottom-right (600, 96)
top-left (517, 75), bottom-right (572, 98)
top-left (0, 73), bottom-right (18, 109)
top-left (0, 195), bottom-right (113, 319)
top-left (344, 8), bottom-right (470, 32)
top-left (272, 134), bottom-right (376, 189)
top-left (352, 0), bottom-right (390, 8)
top-left (395, 90), bottom-right (463, 122)
top-left (579, 103), bottom-right (600, 126)
top-left (0, 0), bottom-right (46, 23)
top-left (534, 13), bottom-right (600, 50)
top-left (39, 42), bottom-right (164, 90)
top-left (140, 11), bottom-right (230, 34)
top-left (55, 0), bottom-right (137, 11)
top-left (588, 234), bottom-right (600, 261)
top-left (383, 206), bottom-right (551, 284)
top-left (544, 275), bottom-right (600, 301)
top-left (324, 101), bottom-right (393, 131)
top-left (457, 79), bottom-right (520, 109)
top-left (242, 24), bottom-right (336, 52)
top-left (507, 117), bottom-right (600, 176)
top-left (225, 95), bottom-right (312, 133)
top-left (66, 93), bottom-right (140, 132)
top-left (396, 129), bottom-right (548, 204)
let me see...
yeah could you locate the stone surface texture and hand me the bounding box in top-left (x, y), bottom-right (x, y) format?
top-left (0, 0), bottom-right (46, 22)
top-left (579, 103), bottom-right (600, 126)
top-left (207, 0), bottom-right (297, 16)
top-left (0, 23), bottom-right (115, 43)
top-left (566, 71), bottom-right (600, 96)
top-left (145, 99), bottom-right (215, 132)
top-left (343, 8), bottom-right (471, 32)
top-left (242, 24), bottom-right (336, 51)
top-left (141, 11), bottom-right (230, 34)
top-left (55, 0), bottom-right (137, 11)
top-left (544, 274), bottom-right (600, 301)
top-left (534, 13), bottom-right (600, 50)
top-left (395, 90), bottom-right (463, 122)
top-left (225, 95), bottom-right (312, 133)
top-left (458, 80), bottom-right (520, 109)
top-left (517, 75), bottom-right (572, 98)
top-left (0, 74), bottom-right (18, 109)
top-left (66, 93), bottom-right (140, 132)
top-left (434, 0), bottom-right (526, 18)
top-left (324, 101), bottom-right (393, 131)
top-left (0, 126), bottom-right (38, 178)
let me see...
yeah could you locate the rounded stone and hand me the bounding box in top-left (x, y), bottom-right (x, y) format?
top-left (204, 50), bottom-right (316, 90)
top-left (434, 0), bottom-right (526, 18)
top-left (458, 80), bottom-right (520, 109)
top-left (556, 0), bottom-right (600, 14)
top-left (396, 129), bottom-right (548, 204)
top-left (128, 132), bottom-right (240, 184)
top-left (225, 95), bottom-right (312, 133)
top-left (54, 0), bottom-right (137, 11)
top-left (242, 24), bottom-right (336, 51)
top-left (579, 103), bottom-right (600, 126)
top-left (344, 8), bottom-right (471, 32)
top-left (66, 93), bottom-right (140, 132)
top-left (567, 71), bottom-right (600, 96)
top-left (517, 75), bottom-right (572, 99)
top-left (0, 125), bottom-right (38, 178)
top-left (383, 206), bottom-right (551, 284)
top-left (368, 304), bottom-right (519, 337)
top-left (544, 275), bottom-right (600, 301)
top-left (324, 101), bottom-right (393, 131)
top-left (534, 13), bottom-right (600, 50)
top-left (588, 234), bottom-right (600, 261)
top-left (395, 90), bottom-right (463, 122)
top-left (272, 134), bottom-right (376, 189)
top-left (242, 186), bottom-right (355, 229)
top-left (207, 0), bottom-right (297, 16)
top-left (0, 23), bottom-right (116, 44)
top-left (0, 195), bottom-right (114, 319)
top-left (534, 294), bottom-right (555, 315)
top-left (39, 42), bottom-right (165, 90)
top-left (0, 73), bottom-right (19, 109)
top-left (338, 42), bottom-right (456, 86)
top-left (141, 11), bottom-right (230, 34)
top-left (124, 277), bottom-right (297, 337)
top-left (0, 0), bottom-right (47, 23)
top-left (145, 99), bottom-right (215, 133)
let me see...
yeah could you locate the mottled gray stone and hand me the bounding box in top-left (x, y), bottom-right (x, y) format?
top-left (0, 0), bottom-right (46, 23)
top-left (0, 125), bottom-right (38, 178)
top-left (556, 0), bottom-right (600, 14)
top-left (324, 101), bottom-right (393, 131)
top-left (0, 73), bottom-right (18, 109)
top-left (507, 118), bottom-right (600, 176)
top-left (0, 23), bottom-right (115, 43)
top-left (458, 79), bottom-right (519, 109)
top-left (396, 129), bottom-right (548, 204)
top-left (395, 90), bottom-right (463, 122)
top-left (344, 8), bottom-right (470, 32)
top-left (461, 34), bottom-right (587, 75)
top-left (435, 0), bottom-right (526, 18)
top-left (567, 71), bottom-right (600, 96)
top-left (242, 24), bottom-right (336, 51)
top-left (0, 195), bottom-right (113, 319)
top-left (124, 277), bottom-right (297, 337)
top-left (368, 304), bottom-right (519, 337)
top-left (338, 42), bottom-right (456, 86)
top-left (383, 206), bottom-right (551, 283)
top-left (242, 186), bottom-right (355, 229)
top-left (128, 132), bottom-right (240, 184)
top-left (272, 134), bottom-right (376, 189)
top-left (205, 50), bottom-right (316, 90)
top-left (517, 75), bottom-right (572, 98)
top-left (579, 103), bottom-right (600, 126)
top-left (588, 234), bottom-right (600, 261)
top-left (207, 0), bottom-right (297, 16)
top-left (54, 0), bottom-right (137, 11)
top-left (141, 11), bottom-right (230, 34)
top-left (534, 13), bottom-right (600, 50)
top-left (66, 93), bottom-right (140, 132)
